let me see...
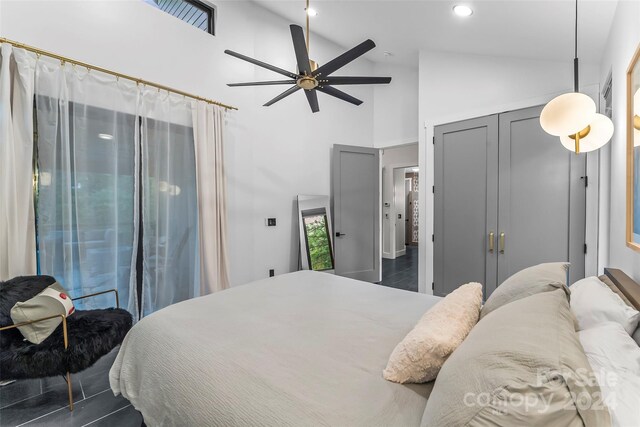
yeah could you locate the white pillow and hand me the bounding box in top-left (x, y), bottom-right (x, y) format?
top-left (570, 276), bottom-right (640, 335)
top-left (579, 323), bottom-right (640, 427)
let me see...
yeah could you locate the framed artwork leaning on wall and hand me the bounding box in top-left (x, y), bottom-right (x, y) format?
top-left (627, 42), bottom-right (640, 252)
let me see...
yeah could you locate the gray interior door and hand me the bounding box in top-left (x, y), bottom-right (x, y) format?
top-left (434, 115), bottom-right (498, 297)
top-left (497, 106), bottom-right (586, 288)
top-left (332, 144), bottom-right (380, 282)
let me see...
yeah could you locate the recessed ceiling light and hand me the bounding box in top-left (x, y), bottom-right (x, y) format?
top-left (306, 7), bottom-right (318, 17)
top-left (453, 5), bottom-right (473, 17)
top-left (98, 133), bottom-right (114, 140)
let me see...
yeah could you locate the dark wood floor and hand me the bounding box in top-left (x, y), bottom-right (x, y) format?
top-left (0, 347), bottom-right (142, 426)
top-left (380, 245), bottom-right (418, 292)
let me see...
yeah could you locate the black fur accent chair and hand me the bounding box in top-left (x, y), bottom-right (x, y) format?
top-left (0, 275), bottom-right (132, 410)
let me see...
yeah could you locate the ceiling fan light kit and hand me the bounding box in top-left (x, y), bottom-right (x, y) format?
top-left (540, 0), bottom-right (614, 154)
top-left (224, 0), bottom-right (391, 113)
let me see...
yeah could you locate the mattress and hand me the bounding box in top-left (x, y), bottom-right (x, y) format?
top-left (110, 270), bottom-right (441, 426)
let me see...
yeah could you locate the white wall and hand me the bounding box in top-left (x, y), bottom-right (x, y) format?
top-left (0, 0), bottom-right (377, 286)
top-left (599, 0), bottom-right (640, 282)
top-left (373, 62), bottom-right (419, 148)
top-left (380, 144), bottom-right (418, 258)
top-left (418, 50), bottom-right (601, 293)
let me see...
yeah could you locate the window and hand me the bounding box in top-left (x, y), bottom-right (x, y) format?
top-left (35, 99), bottom-right (138, 310)
top-left (148, 0), bottom-right (215, 35)
top-left (35, 98), bottom-right (199, 316)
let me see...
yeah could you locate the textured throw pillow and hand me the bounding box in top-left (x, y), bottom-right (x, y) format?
top-left (570, 276), bottom-right (640, 335)
top-left (480, 262), bottom-right (569, 319)
top-left (421, 289), bottom-right (611, 427)
top-left (383, 282), bottom-right (483, 384)
top-left (10, 282), bottom-right (75, 344)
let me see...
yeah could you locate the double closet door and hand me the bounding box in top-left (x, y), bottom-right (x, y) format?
top-left (434, 105), bottom-right (586, 297)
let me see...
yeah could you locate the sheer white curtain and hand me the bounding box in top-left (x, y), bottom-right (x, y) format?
top-left (1, 43), bottom-right (228, 314)
top-left (140, 90), bottom-right (199, 316)
top-left (192, 101), bottom-right (229, 293)
top-left (34, 57), bottom-right (139, 317)
top-left (0, 44), bottom-right (37, 280)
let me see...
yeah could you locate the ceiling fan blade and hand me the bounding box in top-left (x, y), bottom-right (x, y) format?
top-left (323, 76), bottom-right (392, 85)
top-left (290, 25), bottom-right (312, 76)
top-left (305, 89), bottom-right (320, 113)
top-left (312, 40), bottom-right (376, 77)
top-left (228, 80), bottom-right (296, 87)
top-left (263, 86), bottom-right (301, 107)
top-left (317, 86), bottom-right (362, 106)
top-left (225, 50), bottom-right (298, 79)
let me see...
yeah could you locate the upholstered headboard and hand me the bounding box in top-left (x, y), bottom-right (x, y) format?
top-left (604, 268), bottom-right (640, 310)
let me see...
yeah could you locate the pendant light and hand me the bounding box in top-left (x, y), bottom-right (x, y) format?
top-left (540, 0), bottom-right (614, 154)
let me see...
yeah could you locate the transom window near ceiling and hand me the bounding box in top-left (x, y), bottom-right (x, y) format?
top-left (148, 0), bottom-right (216, 35)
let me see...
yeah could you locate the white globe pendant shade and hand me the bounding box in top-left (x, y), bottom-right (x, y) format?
top-left (540, 92), bottom-right (596, 136)
top-left (560, 113), bottom-right (614, 153)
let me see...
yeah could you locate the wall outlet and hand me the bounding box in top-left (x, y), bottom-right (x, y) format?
top-left (269, 269), bottom-right (275, 277)
top-left (266, 218), bottom-right (276, 226)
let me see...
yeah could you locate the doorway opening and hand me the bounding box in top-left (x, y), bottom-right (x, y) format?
top-left (380, 143), bottom-right (419, 292)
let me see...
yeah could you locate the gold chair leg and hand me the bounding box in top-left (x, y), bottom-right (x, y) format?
top-left (67, 372), bottom-right (74, 411)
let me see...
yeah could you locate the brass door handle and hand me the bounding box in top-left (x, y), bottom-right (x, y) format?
top-left (499, 232), bottom-right (505, 254)
top-left (488, 232), bottom-right (494, 253)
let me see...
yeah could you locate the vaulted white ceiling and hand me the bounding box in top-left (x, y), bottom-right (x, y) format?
top-left (254, 0), bottom-right (619, 67)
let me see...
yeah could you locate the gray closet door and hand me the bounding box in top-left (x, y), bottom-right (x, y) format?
top-left (497, 106), bottom-right (586, 288)
top-left (434, 115), bottom-right (498, 297)
top-left (332, 144), bottom-right (380, 282)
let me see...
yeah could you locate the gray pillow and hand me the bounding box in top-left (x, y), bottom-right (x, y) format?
top-left (480, 262), bottom-right (569, 319)
top-left (420, 289), bottom-right (611, 427)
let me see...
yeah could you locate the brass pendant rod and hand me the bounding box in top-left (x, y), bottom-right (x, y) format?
top-left (0, 37), bottom-right (238, 111)
top-left (573, 0), bottom-right (579, 92)
top-left (306, 0), bottom-right (311, 54)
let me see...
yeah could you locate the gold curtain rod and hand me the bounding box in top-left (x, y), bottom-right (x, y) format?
top-left (0, 37), bottom-right (238, 111)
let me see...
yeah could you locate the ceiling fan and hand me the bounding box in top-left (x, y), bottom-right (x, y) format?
top-left (224, 0), bottom-right (391, 113)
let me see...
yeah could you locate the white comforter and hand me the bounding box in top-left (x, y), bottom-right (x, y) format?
top-left (110, 270), bottom-right (440, 426)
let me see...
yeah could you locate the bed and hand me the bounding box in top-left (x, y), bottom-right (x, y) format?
top-left (110, 271), bottom-right (441, 426)
top-left (110, 268), bottom-right (640, 426)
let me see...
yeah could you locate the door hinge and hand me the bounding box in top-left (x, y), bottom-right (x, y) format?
top-left (432, 136), bottom-right (435, 145)
top-left (582, 176), bottom-right (588, 187)
top-left (432, 185), bottom-right (435, 193)
top-left (432, 282), bottom-right (435, 291)
top-left (584, 243), bottom-right (587, 254)
top-left (432, 234), bottom-right (434, 242)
